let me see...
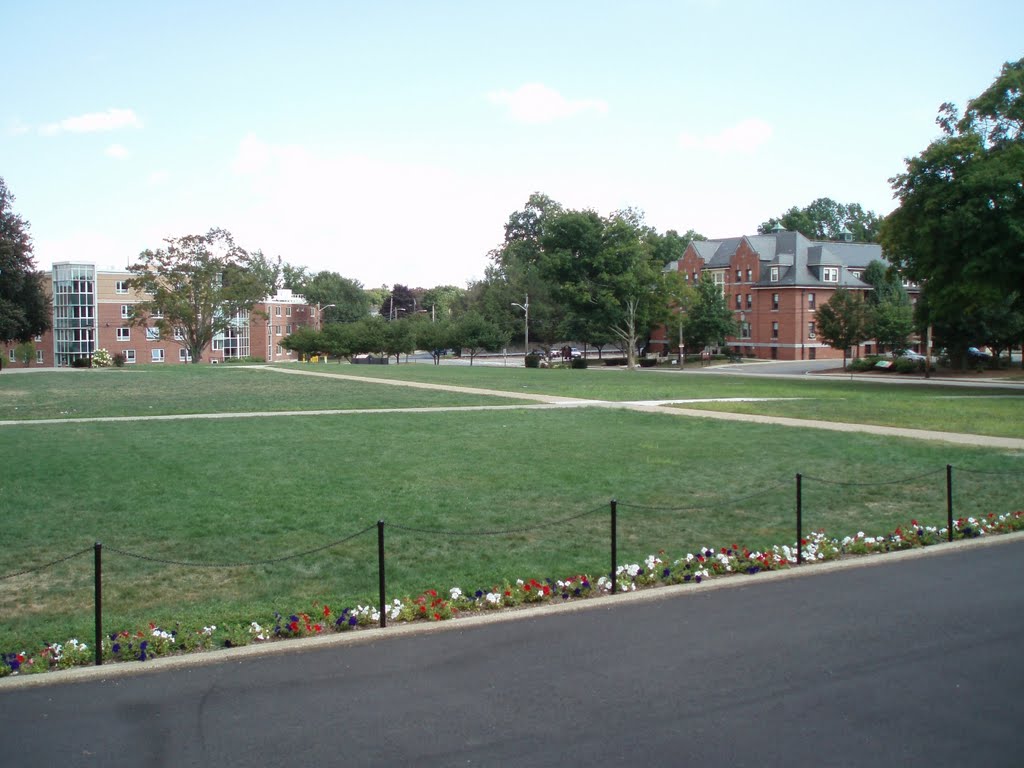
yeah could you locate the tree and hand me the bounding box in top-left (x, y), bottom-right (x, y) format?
top-left (0, 177), bottom-right (50, 344)
top-left (815, 289), bottom-right (870, 369)
top-left (759, 198), bottom-right (882, 242)
top-left (881, 58), bottom-right (1024, 365)
top-left (300, 271), bottom-right (370, 323)
top-left (383, 318), bottom-right (416, 362)
top-left (451, 312), bottom-right (507, 365)
top-left (419, 285), bottom-right (464, 321)
top-left (127, 228), bottom-right (276, 363)
top-left (380, 284), bottom-right (417, 320)
top-left (682, 274), bottom-right (737, 352)
top-left (861, 260), bottom-right (914, 352)
top-left (280, 326), bottom-right (325, 360)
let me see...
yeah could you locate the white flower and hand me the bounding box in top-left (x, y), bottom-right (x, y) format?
top-left (450, 587), bottom-right (462, 600)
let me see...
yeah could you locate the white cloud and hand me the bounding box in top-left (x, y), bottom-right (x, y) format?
top-left (148, 170), bottom-right (170, 185)
top-left (679, 118), bottom-right (773, 154)
top-left (487, 83), bottom-right (608, 124)
top-left (105, 144), bottom-right (130, 159)
top-left (40, 108), bottom-right (142, 136)
top-left (6, 119), bottom-right (31, 136)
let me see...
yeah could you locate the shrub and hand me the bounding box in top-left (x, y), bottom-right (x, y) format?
top-left (847, 357), bottom-right (874, 372)
top-left (893, 357), bottom-right (922, 374)
top-left (638, 358), bottom-right (658, 368)
top-left (92, 348), bottom-right (113, 367)
top-left (603, 357), bottom-right (628, 366)
top-left (112, 353), bottom-right (126, 367)
top-left (570, 357), bottom-right (588, 369)
top-left (70, 357), bottom-right (92, 368)
top-left (524, 354), bottom-right (542, 369)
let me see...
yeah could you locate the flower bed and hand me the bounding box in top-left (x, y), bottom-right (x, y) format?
top-left (3, 512), bottom-right (1022, 677)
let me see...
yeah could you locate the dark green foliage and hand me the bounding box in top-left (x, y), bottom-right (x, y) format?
top-left (0, 177), bottom-right (50, 343)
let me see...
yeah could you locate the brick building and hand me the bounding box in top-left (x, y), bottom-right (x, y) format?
top-left (2, 262), bottom-right (318, 368)
top-left (650, 229), bottom-right (916, 361)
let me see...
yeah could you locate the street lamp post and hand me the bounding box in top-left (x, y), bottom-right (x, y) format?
top-left (316, 303), bottom-right (336, 331)
top-left (511, 294), bottom-right (529, 357)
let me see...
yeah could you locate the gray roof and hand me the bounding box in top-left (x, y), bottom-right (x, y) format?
top-left (679, 230), bottom-right (884, 290)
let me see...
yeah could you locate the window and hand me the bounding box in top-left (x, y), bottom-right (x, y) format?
top-left (121, 305), bottom-right (133, 319)
top-left (771, 321), bottom-right (779, 338)
top-left (274, 325), bottom-right (282, 336)
top-left (823, 267), bottom-right (839, 282)
top-left (286, 323), bottom-right (293, 334)
top-left (735, 294), bottom-right (742, 310)
top-left (151, 308), bottom-right (164, 319)
top-left (275, 306), bottom-right (282, 316)
top-left (849, 270), bottom-right (861, 279)
top-left (276, 344), bottom-right (283, 355)
top-left (746, 294), bottom-right (752, 310)
top-left (173, 327), bottom-right (185, 341)
top-left (691, 271), bottom-right (697, 282)
top-left (684, 273), bottom-right (690, 283)
top-left (808, 322), bottom-right (816, 339)
top-left (770, 266), bottom-right (779, 282)
top-left (735, 269), bottom-right (742, 282)
top-left (740, 321), bottom-right (751, 339)
top-left (746, 268), bottom-right (752, 282)
top-left (34, 334), bottom-right (43, 342)
top-left (36, 350), bottom-right (44, 364)
top-left (179, 348), bottom-right (192, 362)
top-left (116, 327), bottom-right (131, 341)
top-left (151, 348), bottom-right (165, 363)
top-left (125, 349), bottom-right (136, 364)
top-left (146, 327), bottom-right (160, 341)
top-left (772, 293), bottom-right (779, 311)
top-left (115, 280), bottom-right (128, 294)
top-left (808, 292), bottom-right (816, 310)
top-left (286, 306), bottom-right (292, 317)
top-left (7, 350), bottom-right (14, 362)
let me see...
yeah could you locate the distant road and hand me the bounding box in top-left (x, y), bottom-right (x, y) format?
top-left (3, 536), bottom-right (1022, 767)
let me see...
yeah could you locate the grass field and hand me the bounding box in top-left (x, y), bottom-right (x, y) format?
top-left (1, 363), bottom-right (1021, 651)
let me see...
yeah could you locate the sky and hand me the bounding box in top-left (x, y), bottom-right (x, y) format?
top-left (2, 1), bottom-right (1022, 290)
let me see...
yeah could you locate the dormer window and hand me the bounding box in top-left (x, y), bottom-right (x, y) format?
top-left (823, 267), bottom-right (839, 283)
top-left (770, 266), bottom-right (779, 282)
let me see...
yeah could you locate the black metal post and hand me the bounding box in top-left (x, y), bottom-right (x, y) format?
top-left (377, 521), bottom-right (386, 628)
top-left (947, 464), bottom-right (954, 543)
top-left (610, 499), bottom-right (617, 595)
top-left (94, 542), bottom-right (103, 666)
top-left (796, 474), bottom-right (803, 565)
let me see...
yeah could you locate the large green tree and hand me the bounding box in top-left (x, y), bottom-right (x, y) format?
top-left (451, 311), bottom-right (507, 365)
top-left (881, 57), bottom-right (1024, 364)
top-left (681, 274), bottom-right (737, 353)
top-left (861, 260), bottom-right (914, 352)
top-left (300, 271), bottom-right (370, 323)
top-left (816, 288), bottom-right (871, 369)
top-left (0, 177), bottom-right (50, 344)
top-left (759, 198), bottom-right (882, 242)
top-left (127, 228), bottom-right (276, 363)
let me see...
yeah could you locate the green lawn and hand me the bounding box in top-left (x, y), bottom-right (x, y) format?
top-left (2, 364), bottom-right (1021, 651)
top-left (0, 365), bottom-right (530, 420)
top-left (288, 362), bottom-right (1024, 438)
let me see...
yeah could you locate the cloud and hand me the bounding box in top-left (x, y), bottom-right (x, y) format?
top-left (147, 170), bottom-right (170, 185)
top-left (487, 83), bottom-right (608, 124)
top-left (105, 144), bottom-right (130, 159)
top-left (678, 118), bottom-right (773, 153)
top-left (41, 108), bottom-right (142, 136)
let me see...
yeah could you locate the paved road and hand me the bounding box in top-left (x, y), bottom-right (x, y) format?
top-left (3, 536), bottom-right (1022, 767)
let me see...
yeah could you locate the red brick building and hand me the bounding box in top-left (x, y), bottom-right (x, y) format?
top-left (651, 229), bottom-right (915, 361)
top-left (2, 263), bottom-right (319, 368)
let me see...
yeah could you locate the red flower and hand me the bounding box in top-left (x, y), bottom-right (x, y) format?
top-left (428, 589), bottom-right (437, 597)
top-left (289, 621), bottom-right (299, 632)
top-left (433, 613), bottom-right (441, 621)
top-left (323, 605), bottom-right (331, 617)
top-left (523, 583), bottom-right (532, 591)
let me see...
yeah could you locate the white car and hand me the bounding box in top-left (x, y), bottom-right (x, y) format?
top-left (898, 349), bottom-right (927, 362)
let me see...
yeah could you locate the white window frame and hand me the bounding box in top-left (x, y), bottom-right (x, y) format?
top-left (146, 327), bottom-right (160, 341)
top-left (151, 308), bottom-right (164, 319)
top-left (179, 348), bottom-right (192, 362)
top-left (770, 266), bottom-right (779, 282)
top-left (286, 306), bottom-right (292, 317)
top-left (36, 350), bottom-right (44, 364)
top-left (116, 327), bottom-right (131, 341)
top-left (115, 280), bottom-right (129, 294)
top-left (735, 294), bottom-right (742, 310)
top-left (808, 322), bottom-right (816, 340)
top-left (746, 268), bottom-right (752, 281)
top-left (772, 321), bottom-right (779, 338)
top-left (746, 294), bottom-right (752, 310)
top-left (808, 292), bottom-right (816, 310)
top-left (823, 267), bottom-right (839, 283)
top-left (275, 306), bottom-right (282, 317)
top-left (7, 350), bottom-right (14, 362)
top-left (121, 305), bottom-right (133, 319)
top-left (34, 334), bottom-right (43, 342)
top-left (151, 348), bottom-right (165, 363)
top-left (173, 327), bottom-right (185, 341)
top-left (772, 293), bottom-right (779, 311)
top-left (125, 349), bottom-right (136, 364)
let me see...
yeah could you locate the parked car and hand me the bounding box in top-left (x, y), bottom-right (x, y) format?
top-left (897, 349), bottom-right (927, 362)
top-left (967, 346), bottom-right (992, 362)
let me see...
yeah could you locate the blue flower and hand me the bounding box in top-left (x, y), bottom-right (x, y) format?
top-left (662, 568), bottom-right (671, 578)
top-left (112, 643), bottom-right (120, 654)
top-left (475, 589), bottom-right (484, 598)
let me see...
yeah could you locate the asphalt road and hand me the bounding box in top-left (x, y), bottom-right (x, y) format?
top-left (2, 538), bottom-right (1022, 767)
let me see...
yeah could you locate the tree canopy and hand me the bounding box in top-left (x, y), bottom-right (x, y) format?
top-left (815, 288), bottom-right (870, 369)
top-left (881, 56), bottom-right (1024, 363)
top-left (299, 270), bottom-right (370, 323)
top-left (759, 198), bottom-right (882, 242)
top-left (0, 177), bottom-right (50, 343)
top-left (127, 228), bottom-right (276, 363)
top-left (682, 273), bottom-right (737, 352)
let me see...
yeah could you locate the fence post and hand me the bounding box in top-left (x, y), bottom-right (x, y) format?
top-left (377, 521), bottom-right (387, 628)
top-left (796, 474), bottom-right (803, 565)
top-left (610, 499), bottom-right (617, 595)
top-left (94, 542), bottom-right (103, 666)
top-left (946, 464), bottom-right (954, 543)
